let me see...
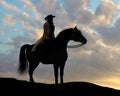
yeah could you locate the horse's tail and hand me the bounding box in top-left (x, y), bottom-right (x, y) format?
top-left (18, 44), bottom-right (30, 74)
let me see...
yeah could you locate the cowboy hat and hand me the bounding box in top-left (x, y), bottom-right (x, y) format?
top-left (45, 14), bottom-right (55, 20)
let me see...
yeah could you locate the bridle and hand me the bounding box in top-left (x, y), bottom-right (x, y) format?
top-left (67, 43), bottom-right (83, 48)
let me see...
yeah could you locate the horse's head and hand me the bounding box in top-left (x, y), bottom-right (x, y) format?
top-left (71, 26), bottom-right (87, 45)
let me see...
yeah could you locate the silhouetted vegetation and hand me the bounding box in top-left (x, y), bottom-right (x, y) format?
top-left (0, 77), bottom-right (120, 96)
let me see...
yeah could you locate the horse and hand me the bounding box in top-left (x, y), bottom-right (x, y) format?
top-left (18, 26), bottom-right (87, 84)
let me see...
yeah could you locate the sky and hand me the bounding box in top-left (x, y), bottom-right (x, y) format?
top-left (0, 0), bottom-right (120, 90)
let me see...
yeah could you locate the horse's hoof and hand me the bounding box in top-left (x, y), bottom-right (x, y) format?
top-left (30, 79), bottom-right (34, 83)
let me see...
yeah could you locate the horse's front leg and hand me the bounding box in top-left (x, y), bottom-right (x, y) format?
top-left (60, 63), bottom-right (65, 84)
top-left (53, 64), bottom-right (59, 84)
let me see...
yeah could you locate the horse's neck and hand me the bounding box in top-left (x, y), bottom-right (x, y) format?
top-left (56, 29), bottom-right (72, 47)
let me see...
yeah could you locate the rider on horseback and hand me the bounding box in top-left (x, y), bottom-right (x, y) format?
top-left (32, 14), bottom-right (55, 52)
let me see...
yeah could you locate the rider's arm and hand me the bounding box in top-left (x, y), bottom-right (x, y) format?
top-left (43, 22), bottom-right (51, 39)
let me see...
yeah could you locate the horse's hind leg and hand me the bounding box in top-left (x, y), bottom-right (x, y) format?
top-left (29, 61), bottom-right (39, 82)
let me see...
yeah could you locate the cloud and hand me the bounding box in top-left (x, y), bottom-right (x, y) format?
top-left (33, 0), bottom-right (61, 15)
top-left (63, 0), bottom-right (88, 12)
top-left (95, 16), bottom-right (120, 46)
top-left (0, 0), bottom-right (30, 19)
top-left (0, 52), bottom-right (17, 73)
top-left (0, 1), bottom-right (17, 11)
top-left (95, 0), bottom-right (115, 26)
top-left (21, 0), bottom-right (41, 21)
top-left (2, 14), bottom-right (14, 26)
top-left (117, 1), bottom-right (120, 10)
top-left (60, 0), bottom-right (95, 26)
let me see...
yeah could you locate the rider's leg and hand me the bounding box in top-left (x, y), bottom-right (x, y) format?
top-left (32, 38), bottom-right (42, 52)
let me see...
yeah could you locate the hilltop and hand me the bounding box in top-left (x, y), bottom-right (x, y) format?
top-left (0, 77), bottom-right (120, 96)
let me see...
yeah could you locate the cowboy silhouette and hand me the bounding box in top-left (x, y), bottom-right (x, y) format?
top-left (32, 14), bottom-right (55, 52)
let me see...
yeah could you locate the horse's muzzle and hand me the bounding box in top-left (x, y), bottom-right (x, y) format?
top-left (82, 38), bottom-right (87, 45)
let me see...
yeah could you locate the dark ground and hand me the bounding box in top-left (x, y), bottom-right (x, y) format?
top-left (0, 77), bottom-right (120, 96)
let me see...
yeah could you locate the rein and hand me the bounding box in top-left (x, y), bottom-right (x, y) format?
top-left (67, 44), bottom-right (83, 48)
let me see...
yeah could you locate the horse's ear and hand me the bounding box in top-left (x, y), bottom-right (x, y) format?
top-left (74, 25), bottom-right (77, 30)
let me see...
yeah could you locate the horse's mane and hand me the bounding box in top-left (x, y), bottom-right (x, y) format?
top-left (56, 28), bottom-right (73, 40)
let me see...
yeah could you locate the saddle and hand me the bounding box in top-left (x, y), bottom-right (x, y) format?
top-left (34, 39), bottom-right (55, 53)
